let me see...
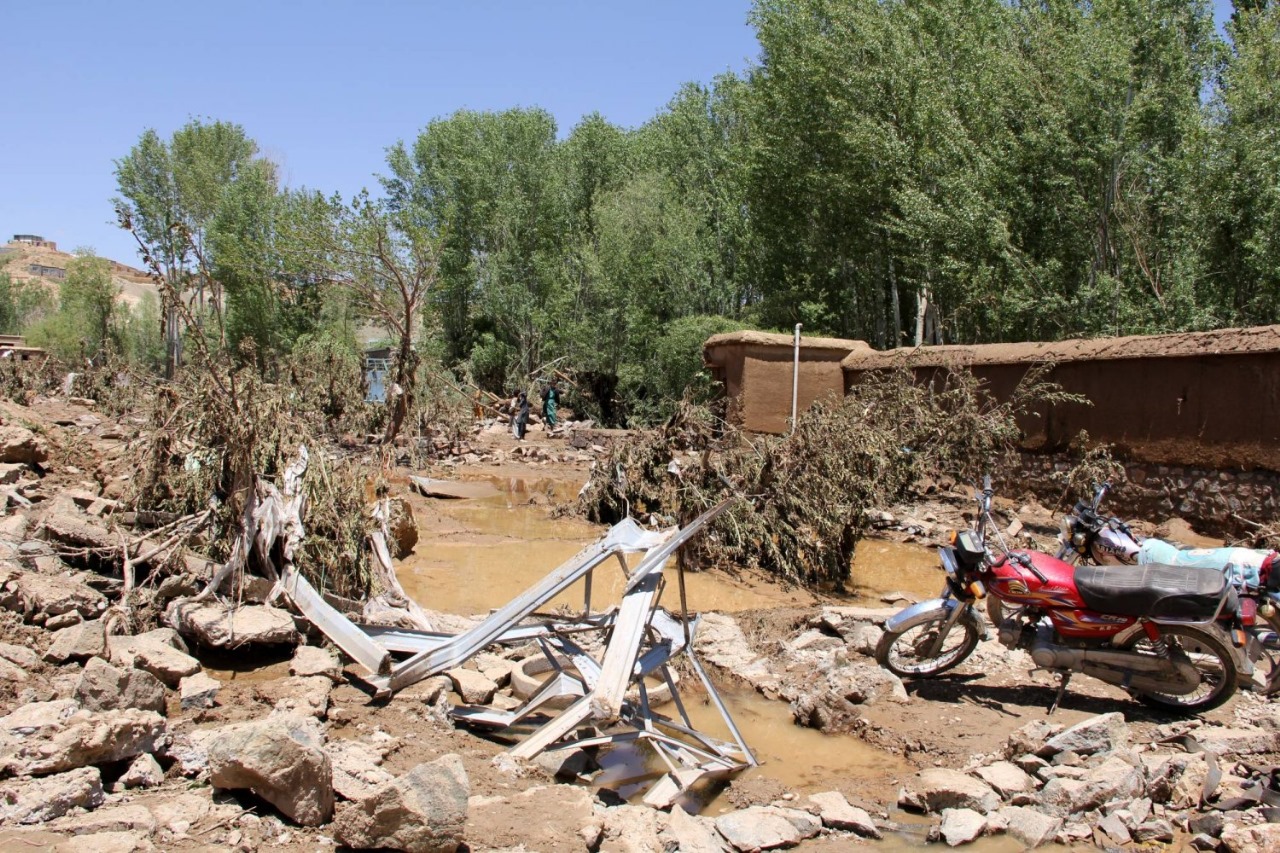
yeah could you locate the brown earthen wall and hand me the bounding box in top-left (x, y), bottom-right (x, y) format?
top-left (741, 354), bottom-right (845, 434)
top-left (877, 352), bottom-right (1280, 472)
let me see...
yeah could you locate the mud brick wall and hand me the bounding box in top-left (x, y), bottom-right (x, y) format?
top-left (704, 332), bottom-right (867, 434)
top-left (1009, 452), bottom-right (1280, 537)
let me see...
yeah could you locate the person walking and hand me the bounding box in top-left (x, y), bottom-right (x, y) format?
top-left (541, 382), bottom-right (559, 429)
top-left (514, 390), bottom-right (530, 440)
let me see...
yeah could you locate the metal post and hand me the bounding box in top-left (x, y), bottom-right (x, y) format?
top-left (791, 323), bottom-right (802, 435)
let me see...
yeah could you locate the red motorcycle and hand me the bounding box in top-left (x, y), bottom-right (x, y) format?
top-left (876, 478), bottom-right (1244, 714)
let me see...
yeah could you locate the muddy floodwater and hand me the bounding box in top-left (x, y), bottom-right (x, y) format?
top-left (397, 477), bottom-right (944, 615)
top-left (393, 478), bottom-right (992, 848)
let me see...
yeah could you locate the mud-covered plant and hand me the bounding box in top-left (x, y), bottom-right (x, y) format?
top-left (578, 365), bottom-right (1080, 589)
top-left (1050, 432), bottom-right (1127, 508)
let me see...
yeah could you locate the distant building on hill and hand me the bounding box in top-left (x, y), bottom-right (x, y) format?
top-left (11, 234), bottom-right (57, 250)
top-left (27, 263), bottom-right (66, 280)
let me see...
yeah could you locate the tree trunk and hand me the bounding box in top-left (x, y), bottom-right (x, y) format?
top-left (886, 235), bottom-right (901, 349)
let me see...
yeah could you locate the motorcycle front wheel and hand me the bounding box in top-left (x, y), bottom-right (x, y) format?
top-left (1130, 625), bottom-right (1237, 713)
top-left (876, 611), bottom-right (979, 678)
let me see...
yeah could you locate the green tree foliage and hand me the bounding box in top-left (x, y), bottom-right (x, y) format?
top-left (114, 119), bottom-right (264, 374)
top-left (26, 253), bottom-right (120, 362)
top-left (0, 267), bottom-right (53, 335)
top-left (102, 0), bottom-right (1279, 425)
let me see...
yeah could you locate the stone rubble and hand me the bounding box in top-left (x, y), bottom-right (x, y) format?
top-left (0, 394), bottom-right (1276, 852)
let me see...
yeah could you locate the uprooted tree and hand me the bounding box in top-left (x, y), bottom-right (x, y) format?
top-left (577, 365), bottom-right (1083, 588)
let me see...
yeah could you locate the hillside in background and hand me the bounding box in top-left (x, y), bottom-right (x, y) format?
top-left (0, 236), bottom-right (157, 308)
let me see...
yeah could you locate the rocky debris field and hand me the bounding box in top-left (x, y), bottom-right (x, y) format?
top-left (0, 392), bottom-right (1275, 852)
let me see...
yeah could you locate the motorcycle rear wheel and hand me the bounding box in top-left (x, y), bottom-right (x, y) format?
top-left (1130, 625), bottom-right (1237, 713)
top-left (876, 612), bottom-right (979, 678)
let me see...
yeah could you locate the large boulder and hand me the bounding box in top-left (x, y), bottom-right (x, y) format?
top-left (334, 754), bottom-right (469, 852)
top-left (0, 766), bottom-right (103, 824)
top-left (208, 714), bottom-right (333, 826)
top-left (1221, 823), bottom-right (1280, 852)
top-left (0, 708), bottom-right (166, 777)
top-left (166, 600), bottom-right (299, 648)
top-left (940, 808), bottom-right (987, 846)
top-left (973, 761), bottom-right (1038, 799)
top-left (1040, 756), bottom-right (1144, 815)
top-left (74, 656), bottom-right (166, 714)
top-left (693, 613), bottom-right (782, 696)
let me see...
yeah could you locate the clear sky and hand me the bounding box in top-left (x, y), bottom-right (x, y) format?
top-left (3, 0), bottom-right (759, 264)
top-left (2, 0), bottom-right (1236, 267)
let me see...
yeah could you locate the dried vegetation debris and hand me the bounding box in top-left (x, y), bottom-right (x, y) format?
top-left (578, 366), bottom-right (1080, 587)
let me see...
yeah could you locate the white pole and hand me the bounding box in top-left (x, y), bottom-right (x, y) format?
top-left (791, 323), bottom-right (802, 435)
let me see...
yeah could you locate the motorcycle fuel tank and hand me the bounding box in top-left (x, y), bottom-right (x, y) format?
top-left (986, 550), bottom-right (1133, 638)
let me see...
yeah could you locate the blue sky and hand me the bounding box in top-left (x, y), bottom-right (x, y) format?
top-left (2, 0), bottom-right (1236, 266)
top-left (3, 1), bottom-right (759, 263)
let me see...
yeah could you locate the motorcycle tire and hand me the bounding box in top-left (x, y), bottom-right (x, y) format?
top-left (1129, 624), bottom-right (1238, 713)
top-left (875, 611), bottom-right (979, 678)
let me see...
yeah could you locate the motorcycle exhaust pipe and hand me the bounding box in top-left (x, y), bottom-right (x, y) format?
top-left (1029, 627), bottom-right (1202, 695)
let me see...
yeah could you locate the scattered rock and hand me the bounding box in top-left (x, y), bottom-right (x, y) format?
top-left (74, 656), bottom-right (166, 714)
top-left (805, 790), bottom-right (881, 837)
top-left (258, 675), bottom-right (332, 719)
top-left (1221, 823), bottom-right (1280, 852)
top-left (999, 805), bottom-right (1061, 848)
top-left (1039, 712), bottom-right (1129, 757)
top-left (599, 803), bottom-right (663, 852)
top-left (178, 671), bottom-right (220, 710)
top-left (334, 754), bottom-right (469, 852)
top-left (51, 802), bottom-right (157, 836)
top-left (790, 662), bottom-right (908, 731)
top-left (0, 708), bottom-right (166, 776)
top-left (445, 668), bottom-right (498, 704)
top-left (0, 426), bottom-right (48, 466)
top-left (119, 753), bottom-right (164, 789)
top-left (1132, 818), bottom-right (1175, 843)
top-left (208, 714), bottom-right (334, 826)
top-left (660, 805), bottom-right (730, 853)
top-left (326, 739), bottom-right (395, 802)
top-left (0, 766), bottom-right (104, 823)
top-left (290, 645), bottom-right (341, 681)
top-left (106, 628), bottom-right (200, 687)
top-left (0, 642), bottom-right (37, 669)
top-left (913, 768), bottom-right (1001, 814)
top-left (44, 617), bottom-right (106, 663)
top-left (715, 805), bottom-right (820, 852)
top-left (940, 808), bottom-right (986, 846)
top-left (166, 600), bottom-right (300, 648)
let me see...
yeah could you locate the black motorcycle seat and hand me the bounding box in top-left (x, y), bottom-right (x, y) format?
top-left (1074, 564), bottom-right (1228, 620)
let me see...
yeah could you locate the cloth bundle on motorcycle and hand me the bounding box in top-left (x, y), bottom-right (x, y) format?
top-left (1074, 563), bottom-right (1234, 620)
top-left (1138, 540), bottom-right (1280, 592)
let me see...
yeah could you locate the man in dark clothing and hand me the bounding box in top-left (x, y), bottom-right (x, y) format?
top-left (515, 391), bottom-right (530, 440)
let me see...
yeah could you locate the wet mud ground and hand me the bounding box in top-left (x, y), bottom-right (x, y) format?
top-left (378, 425), bottom-right (1275, 851)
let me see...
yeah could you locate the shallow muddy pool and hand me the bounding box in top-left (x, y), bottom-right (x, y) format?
top-left (396, 480), bottom-right (944, 615)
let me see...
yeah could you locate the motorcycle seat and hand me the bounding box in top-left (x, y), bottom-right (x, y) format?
top-left (1074, 563), bottom-right (1229, 621)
